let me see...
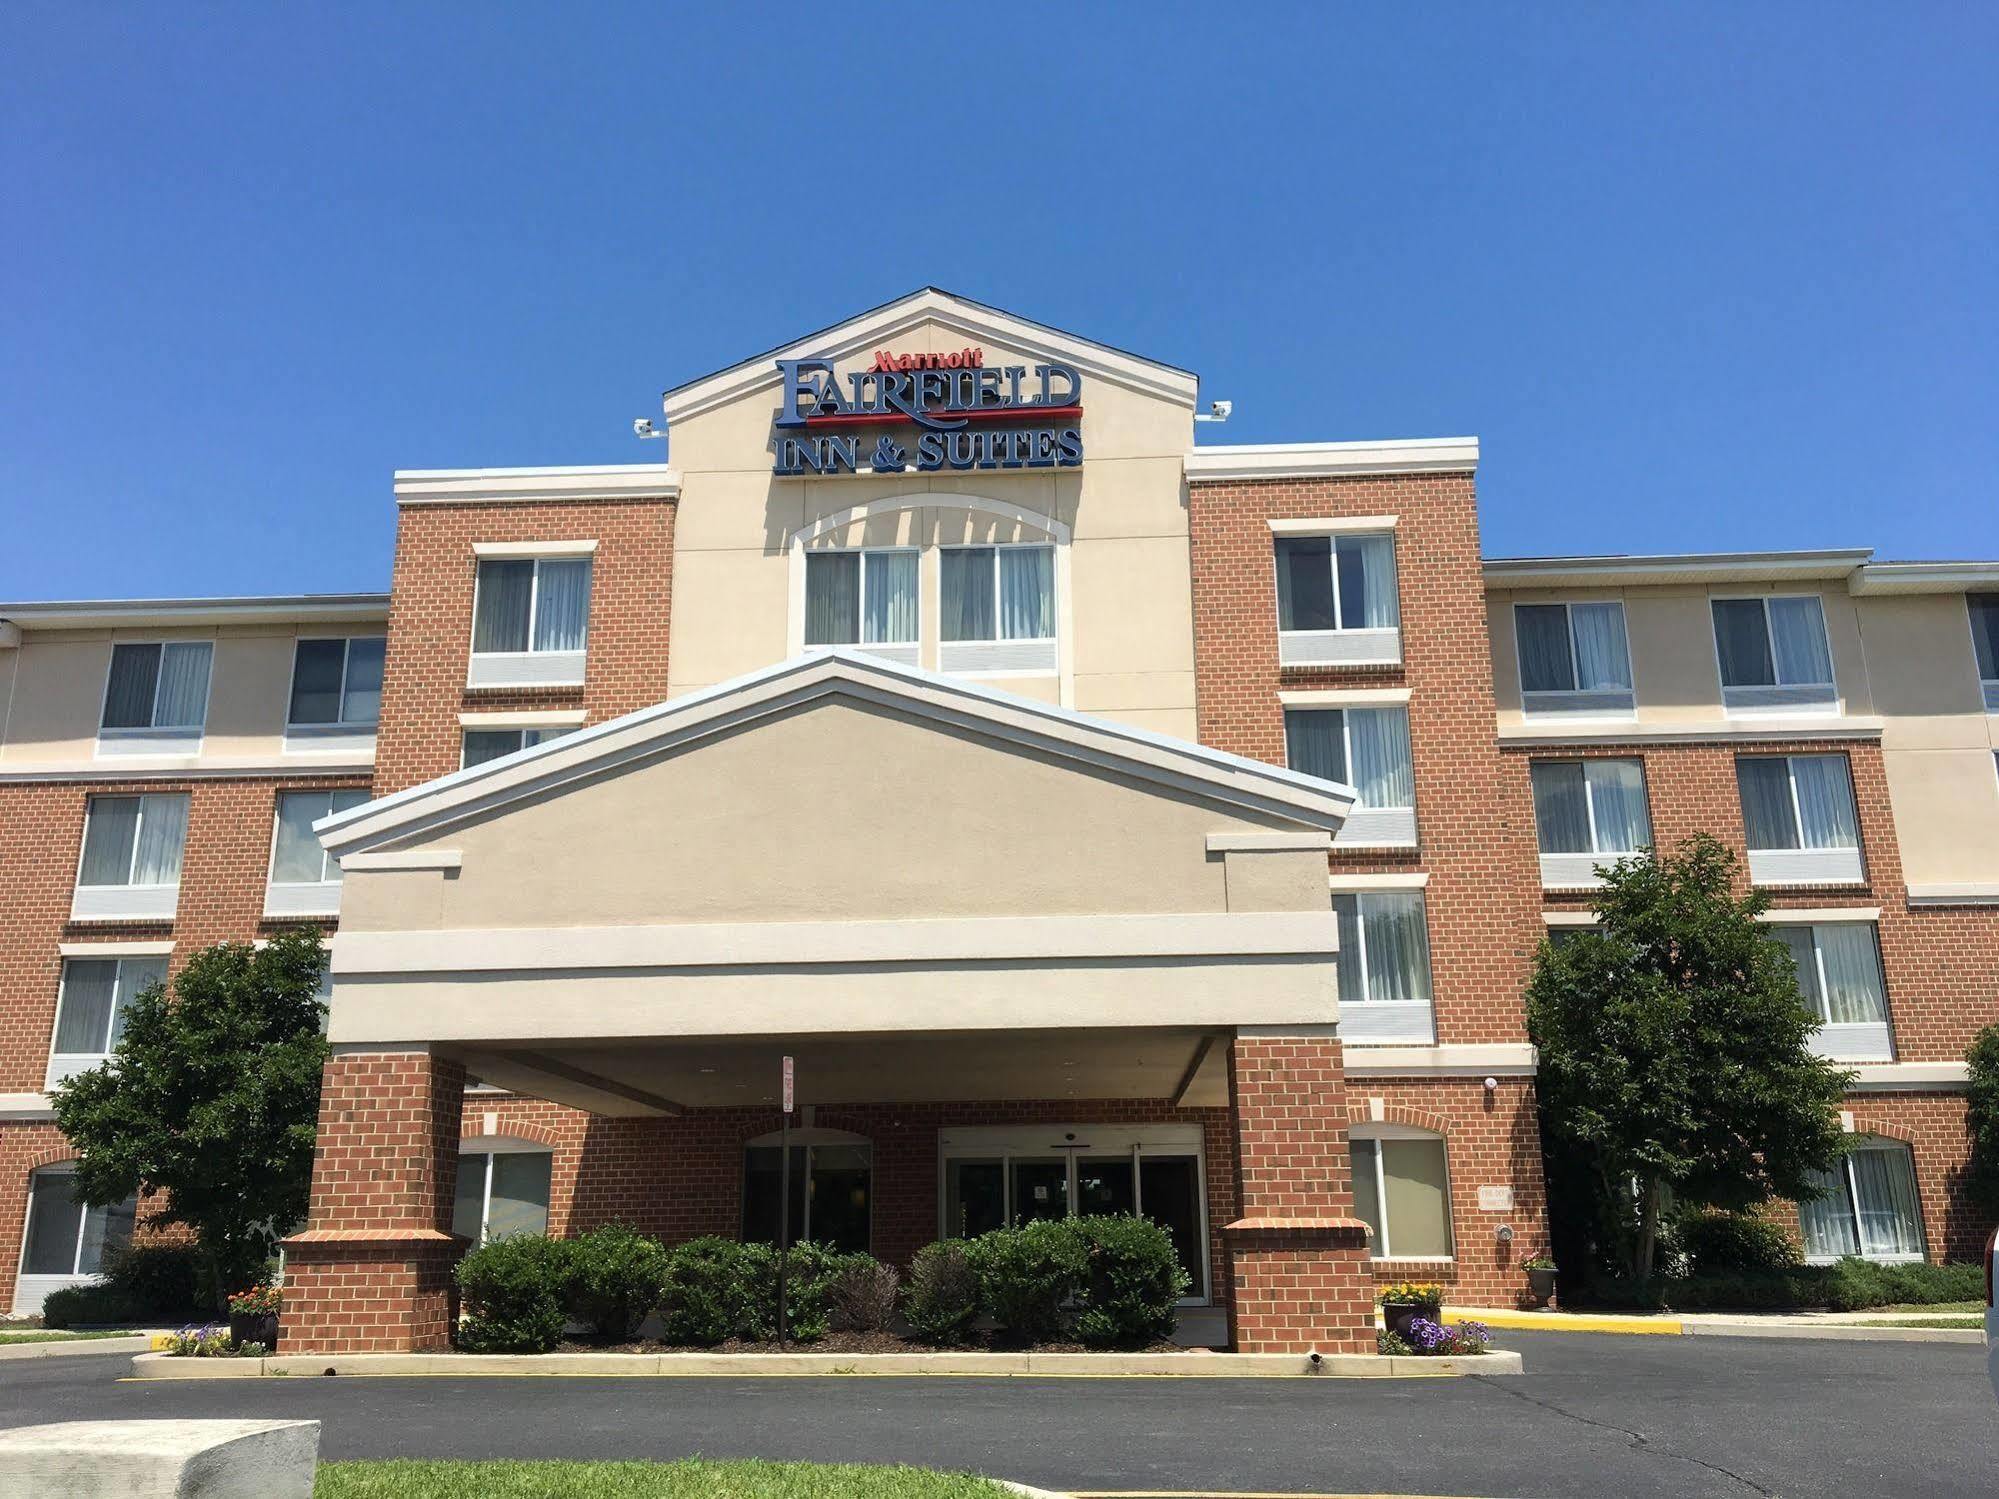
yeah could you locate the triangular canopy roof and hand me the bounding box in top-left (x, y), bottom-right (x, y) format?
top-left (659, 288), bottom-right (1200, 425)
top-left (317, 650), bottom-right (1353, 857)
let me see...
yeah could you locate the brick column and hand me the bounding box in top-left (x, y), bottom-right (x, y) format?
top-left (1223, 1030), bottom-right (1376, 1354)
top-left (280, 1049), bottom-right (466, 1354)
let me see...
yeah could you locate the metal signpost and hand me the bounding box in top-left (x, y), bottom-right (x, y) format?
top-left (777, 1055), bottom-right (794, 1347)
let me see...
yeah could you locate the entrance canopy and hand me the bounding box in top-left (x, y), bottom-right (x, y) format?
top-left (319, 651), bottom-right (1349, 1107)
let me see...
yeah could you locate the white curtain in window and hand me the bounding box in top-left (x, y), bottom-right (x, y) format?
top-left (1816, 925), bottom-right (1887, 1024)
top-left (107, 958), bottom-right (165, 1051)
top-left (941, 549), bottom-right (995, 642)
top-left (998, 547), bottom-right (1053, 640)
top-left (1798, 1166), bottom-right (1859, 1259)
top-left (473, 561), bottom-right (534, 653)
top-left (272, 793), bottom-right (331, 884)
top-left (1348, 708), bottom-right (1413, 809)
top-left (1791, 756), bottom-right (1858, 849)
top-left (1530, 762), bottom-right (1590, 853)
top-left (55, 960), bottom-right (119, 1054)
top-left (532, 560), bottom-right (591, 652)
top-left (1850, 1146), bottom-right (1925, 1258)
top-left (79, 797), bottom-right (141, 884)
top-left (153, 642), bottom-right (212, 728)
top-left (341, 637), bottom-right (385, 723)
top-left (1285, 711), bottom-right (1347, 784)
top-left (1362, 893), bottom-right (1433, 1004)
top-left (805, 553), bottom-right (860, 645)
top-left (1737, 758), bottom-right (1801, 849)
top-left (77, 1195), bottom-right (137, 1274)
top-left (132, 794), bottom-right (189, 885)
top-left (864, 552), bottom-right (918, 644)
top-left (1772, 927), bottom-right (1823, 1013)
top-left (1570, 603), bottom-right (1632, 690)
top-left (1769, 597), bottom-right (1833, 686)
top-left (1345, 535), bottom-right (1400, 629)
top-left (1585, 759), bottom-right (1650, 851)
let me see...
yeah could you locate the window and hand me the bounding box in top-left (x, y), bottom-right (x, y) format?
top-left (1771, 923), bottom-right (1892, 1060)
top-left (1530, 759), bottom-right (1652, 887)
top-left (99, 641), bottom-right (212, 745)
top-left (451, 1144), bottom-right (553, 1246)
top-left (1969, 594), bottom-right (1999, 712)
top-left (804, 549), bottom-right (918, 664)
top-left (742, 1132), bottom-right (873, 1255)
top-left (1350, 1131), bottom-right (1453, 1259)
top-left (1274, 533), bottom-right (1400, 665)
top-left (47, 956), bottom-right (167, 1085)
top-left (265, 789), bottom-right (370, 914)
top-left (1798, 1137), bottom-right (1926, 1263)
top-left (469, 557), bottom-right (592, 687)
top-left (938, 544), bottom-right (1056, 673)
top-left (1736, 754), bottom-right (1864, 885)
top-left (1332, 892), bottom-right (1435, 1042)
top-left (73, 793), bottom-right (188, 920)
top-left (1515, 602), bottom-right (1633, 714)
top-left (19, 1168), bottom-right (137, 1279)
top-left (461, 726), bottom-right (570, 769)
top-left (1712, 596), bottom-right (1836, 710)
top-left (1284, 707), bottom-right (1416, 846)
top-left (287, 637), bottom-right (385, 730)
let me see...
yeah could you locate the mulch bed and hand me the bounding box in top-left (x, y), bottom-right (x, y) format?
top-left (560, 1330), bottom-right (1187, 1355)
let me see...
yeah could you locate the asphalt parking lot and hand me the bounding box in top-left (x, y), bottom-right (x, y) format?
top-left (2, 1331), bottom-right (1993, 1497)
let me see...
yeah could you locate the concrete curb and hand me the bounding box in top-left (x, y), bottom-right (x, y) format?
top-left (129, 1348), bottom-right (1525, 1380)
top-left (1681, 1321), bottom-right (1983, 1344)
top-left (0, 1334), bottom-right (160, 1362)
top-left (1455, 1306), bottom-right (1981, 1344)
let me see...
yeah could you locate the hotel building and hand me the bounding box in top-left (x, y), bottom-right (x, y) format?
top-left (1, 290), bottom-right (1993, 1353)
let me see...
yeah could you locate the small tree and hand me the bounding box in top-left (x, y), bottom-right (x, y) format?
top-left (1527, 834), bottom-right (1853, 1282)
top-left (51, 927), bottom-right (331, 1310)
top-left (1964, 1023), bottom-right (1999, 1223)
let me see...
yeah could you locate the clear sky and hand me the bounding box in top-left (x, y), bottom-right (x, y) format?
top-left (3, 3), bottom-right (1993, 600)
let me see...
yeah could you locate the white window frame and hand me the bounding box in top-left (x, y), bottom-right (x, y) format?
top-left (45, 953), bottom-right (169, 1087)
top-left (1282, 706), bottom-right (1417, 848)
top-left (96, 640), bottom-right (214, 754)
top-left (467, 554), bottom-right (592, 689)
top-left (1513, 601), bottom-right (1636, 717)
top-left (1769, 921), bottom-right (1895, 1063)
top-left (1530, 757), bottom-right (1652, 889)
top-left (284, 635), bottom-right (386, 750)
top-left (1348, 1124), bottom-right (1455, 1262)
top-left (937, 541), bottom-right (1059, 677)
top-left (454, 1138), bottom-right (554, 1247)
top-left (1802, 1137), bottom-right (1927, 1266)
top-left (264, 788), bottom-right (368, 917)
top-left (1272, 528), bottom-right (1402, 667)
top-left (1739, 754), bottom-right (1865, 887)
top-left (1711, 593), bottom-right (1838, 713)
top-left (13, 1165), bottom-right (140, 1315)
top-left (803, 546), bottom-right (921, 667)
top-left (936, 1123), bottom-right (1209, 1303)
top-left (1331, 889), bottom-right (1436, 1043)
top-left (1967, 593), bottom-right (1999, 714)
top-left (71, 794), bottom-right (187, 921)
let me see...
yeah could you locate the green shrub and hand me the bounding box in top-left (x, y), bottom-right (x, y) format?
top-left (1067, 1215), bottom-right (1188, 1349)
top-left (738, 1241), bottom-right (837, 1343)
top-left (658, 1237), bottom-right (752, 1346)
top-left (564, 1222), bottom-right (669, 1340)
top-left (39, 1240), bottom-right (208, 1327)
top-left (903, 1241), bottom-right (980, 1345)
top-left (1578, 1258), bottom-right (1982, 1313)
top-left (965, 1220), bottom-right (1088, 1344)
top-left (40, 1285), bottom-right (144, 1329)
top-left (455, 1234), bottom-right (573, 1353)
top-left (825, 1255), bottom-right (900, 1333)
top-left (1676, 1211), bottom-right (1802, 1273)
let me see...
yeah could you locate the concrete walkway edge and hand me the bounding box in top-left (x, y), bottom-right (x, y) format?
top-left (1456, 1306), bottom-right (1980, 1343)
top-left (0, 1335), bottom-right (160, 1362)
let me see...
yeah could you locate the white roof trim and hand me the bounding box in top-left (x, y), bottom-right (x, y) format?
top-left (1329, 872), bottom-right (1431, 892)
top-left (1343, 1043), bottom-right (1536, 1079)
top-left (1186, 438), bottom-right (1477, 482)
top-left (394, 464), bottom-right (680, 506)
top-left (1848, 562), bottom-right (1999, 596)
top-left (458, 709), bottom-right (588, 727)
top-left (58, 940), bottom-right (176, 958)
top-left (0, 595), bottom-right (388, 630)
top-left (1497, 717), bottom-right (1883, 747)
top-left (317, 649), bottom-right (1356, 855)
top-left (1906, 882), bottom-right (1999, 907)
top-left (472, 540), bottom-right (599, 558)
top-left (661, 288), bottom-right (1199, 425)
top-left (1484, 549), bottom-right (1872, 589)
top-left (1846, 1062), bottom-right (1970, 1093)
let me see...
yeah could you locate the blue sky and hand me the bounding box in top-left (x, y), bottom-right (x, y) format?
top-left (3, 4), bottom-right (1993, 600)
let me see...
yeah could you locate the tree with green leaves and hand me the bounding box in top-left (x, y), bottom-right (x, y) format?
top-left (50, 927), bottom-right (331, 1310)
top-left (1526, 834), bottom-right (1853, 1282)
top-left (1964, 1023), bottom-right (1999, 1224)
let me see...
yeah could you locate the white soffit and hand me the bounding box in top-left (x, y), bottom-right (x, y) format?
top-left (1185, 438), bottom-right (1477, 482)
top-left (317, 649), bottom-right (1356, 855)
top-left (1483, 548), bottom-right (1873, 591)
top-left (660, 287), bottom-right (1199, 424)
top-left (1848, 561), bottom-right (1999, 596)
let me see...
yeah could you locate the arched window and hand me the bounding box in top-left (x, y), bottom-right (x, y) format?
top-left (1349, 1125), bottom-right (1453, 1260)
top-left (742, 1128), bottom-right (871, 1255)
top-left (1799, 1136), bottom-right (1926, 1262)
top-left (452, 1137), bottom-right (552, 1246)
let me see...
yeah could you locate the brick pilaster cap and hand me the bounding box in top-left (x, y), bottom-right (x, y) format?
top-left (283, 1227), bottom-right (462, 1245)
top-left (1223, 1215), bottom-right (1373, 1234)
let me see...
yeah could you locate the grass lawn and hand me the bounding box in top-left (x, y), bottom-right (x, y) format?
top-left (316, 1459), bottom-right (1021, 1498)
top-left (1841, 1315), bottom-right (1982, 1329)
top-left (0, 1329), bottom-right (141, 1345)
top-left (1874, 1301), bottom-right (1980, 1314)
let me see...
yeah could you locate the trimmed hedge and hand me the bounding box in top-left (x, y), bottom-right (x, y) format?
top-left (1675, 1211), bottom-right (1802, 1273)
top-left (455, 1234), bottom-right (573, 1352)
top-left (1068, 1215), bottom-right (1189, 1349)
top-left (963, 1220), bottom-right (1088, 1345)
top-left (657, 1236), bottom-right (749, 1347)
top-left (1580, 1257), bottom-right (1983, 1313)
top-left (41, 1241), bottom-right (209, 1328)
top-left (565, 1222), bottom-right (670, 1340)
top-left (902, 1241), bottom-right (980, 1345)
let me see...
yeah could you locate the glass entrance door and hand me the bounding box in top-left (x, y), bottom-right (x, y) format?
top-left (1010, 1159), bottom-right (1070, 1223)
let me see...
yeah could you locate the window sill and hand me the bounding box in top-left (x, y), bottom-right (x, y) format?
top-left (46, 1055), bottom-right (110, 1088)
top-left (1336, 808), bottom-right (1417, 848)
top-left (70, 886), bottom-right (179, 922)
top-left (1278, 629), bottom-right (1401, 668)
top-left (467, 651), bottom-right (587, 690)
top-left (1747, 849), bottom-right (1866, 887)
top-left (264, 882), bottom-right (343, 918)
top-left (1812, 1022), bottom-right (1894, 1064)
top-left (1339, 1002), bottom-right (1435, 1044)
top-left (1538, 852), bottom-right (1645, 890)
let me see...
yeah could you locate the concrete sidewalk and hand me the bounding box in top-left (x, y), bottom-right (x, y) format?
top-left (1452, 1305), bottom-right (1982, 1343)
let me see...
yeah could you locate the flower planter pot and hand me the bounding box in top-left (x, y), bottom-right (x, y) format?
top-left (228, 1310), bottom-right (278, 1350)
top-left (1525, 1267), bottom-right (1558, 1309)
top-left (1382, 1300), bottom-right (1441, 1341)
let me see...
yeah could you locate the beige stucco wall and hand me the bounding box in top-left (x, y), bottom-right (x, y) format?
top-left (664, 318), bottom-right (1197, 739)
top-left (0, 622), bottom-right (387, 766)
